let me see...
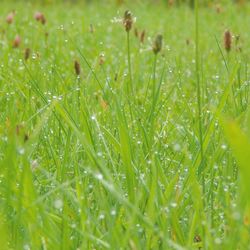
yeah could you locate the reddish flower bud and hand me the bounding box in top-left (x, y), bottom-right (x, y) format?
top-left (34, 12), bottom-right (46, 25)
top-left (6, 12), bottom-right (15, 24)
top-left (13, 35), bottom-right (21, 48)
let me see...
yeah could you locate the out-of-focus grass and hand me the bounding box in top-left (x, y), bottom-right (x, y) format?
top-left (0, 1), bottom-right (250, 249)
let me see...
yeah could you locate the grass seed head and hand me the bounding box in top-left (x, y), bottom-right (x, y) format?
top-left (99, 53), bottom-right (105, 65)
top-left (24, 48), bottom-right (30, 61)
top-left (224, 30), bottom-right (232, 52)
top-left (134, 27), bottom-right (138, 37)
top-left (194, 235), bottom-right (202, 243)
top-left (74, 60), bottom-right (81, 76)
top-left (24, 133), bottom-right (29, 142)
top-left (153, 34), bottom-right (163, 54)
top-left (123, 10), bottom-right (133, 32)
top-left (140, 30), bottom-right (146, 43)
top-left (89, 24), bottom-right (95, 33)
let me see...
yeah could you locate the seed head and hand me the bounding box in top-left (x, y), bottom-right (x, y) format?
top-left (216, 4), bottom-right (222, 14)
top-left (89, 24), bottom-right (95, 33)
top-left (123, 10), bottom-right (133, 32)
top-left (99, 53), bottom-right (105, 65)
top-left (134, 28), bottom-right (138, 38)
top-left (224, 30), bottom-right (232, 52)
top-left (24, 48), bottom-right (30, 61)
top-left (140, 30), bottom-right (146, 43)
top-left (24, 133), bottom-right (29, 142)
top-left (153, 34), bottom-right (163, 54)
top-left (194, 235), bottom-right (202, 243)
top-left (74, 60), bottom-right (81, 76)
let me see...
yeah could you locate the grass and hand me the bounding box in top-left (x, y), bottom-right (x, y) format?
top-left (0, 1), bottom-right (250, 249)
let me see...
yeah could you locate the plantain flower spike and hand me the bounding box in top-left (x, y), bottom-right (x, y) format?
top-left (224, 29), bottom-right (232, 53)
top-left (153, 34), bottom-right (163, 54)
top-left (123, 10), bottom-right (133, 32)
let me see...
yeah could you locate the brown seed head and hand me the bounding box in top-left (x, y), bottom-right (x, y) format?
top-left (134, 28), bottom-right (138, 38)
top-left (140, 30), bottom-right (146, 43)
top-left (74, 60), bottom-right (81, 76)
top-left (99, 54), bottom-right (105, 65)
top-left (89, 24), bottom-right (95, 33)
top-left (194, 235), bottom-right (202, 243)
top-left (224, 30), bottom-right (232, 52)
top-left (24, 48), bottom-right (30, 61)
top-left (215, 4), bottom-right (222, 13)
top-left (24, 133), bottom-right (29, 142)
top-left (123, 10), bottom-right (133, 32)
top-left (153, 34), bottom-right (163, 54)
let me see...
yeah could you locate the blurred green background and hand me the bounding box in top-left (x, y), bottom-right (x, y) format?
top-left (1, 0), bottom-right (246, 7)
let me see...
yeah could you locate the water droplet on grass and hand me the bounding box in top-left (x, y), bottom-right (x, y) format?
top-left (110, 209), bottom-right (116, 216)
top-left (99, 214), bottom-right (105, 220)
top-left (54, 199), bottom-right (63, 209)
top-left (170, 202), bottom-right (177, 208)
top-left (96, 173), bottom-right (103, 180)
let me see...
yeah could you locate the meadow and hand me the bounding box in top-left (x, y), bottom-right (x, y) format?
top-left (0, 0), bottom-right (250, 249)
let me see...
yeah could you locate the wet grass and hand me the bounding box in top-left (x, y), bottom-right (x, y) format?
top-left (0, 1), bottom-right (250, 249)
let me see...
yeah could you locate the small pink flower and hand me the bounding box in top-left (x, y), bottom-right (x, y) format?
top-left (6, 12), bottom-right (15, 24)
top-left (34, 12), bottom-right (46, 25)
top-left (13, 35), bottom-right (21, 48)
top-left (34, 12), bottom-right (43, 21)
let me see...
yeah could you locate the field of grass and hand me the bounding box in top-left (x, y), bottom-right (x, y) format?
top-left (1, 1), bottom-right (250, 249)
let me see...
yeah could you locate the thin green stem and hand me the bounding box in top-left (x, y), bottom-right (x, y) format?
top-left (195, 0), bottom-right (204, 183)
top-left (127, 31), bottom-right (133, 95)
top-left (126, 31), bottom-right (134, 123)
top-left (152, 54), bottom-right (157, 99)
